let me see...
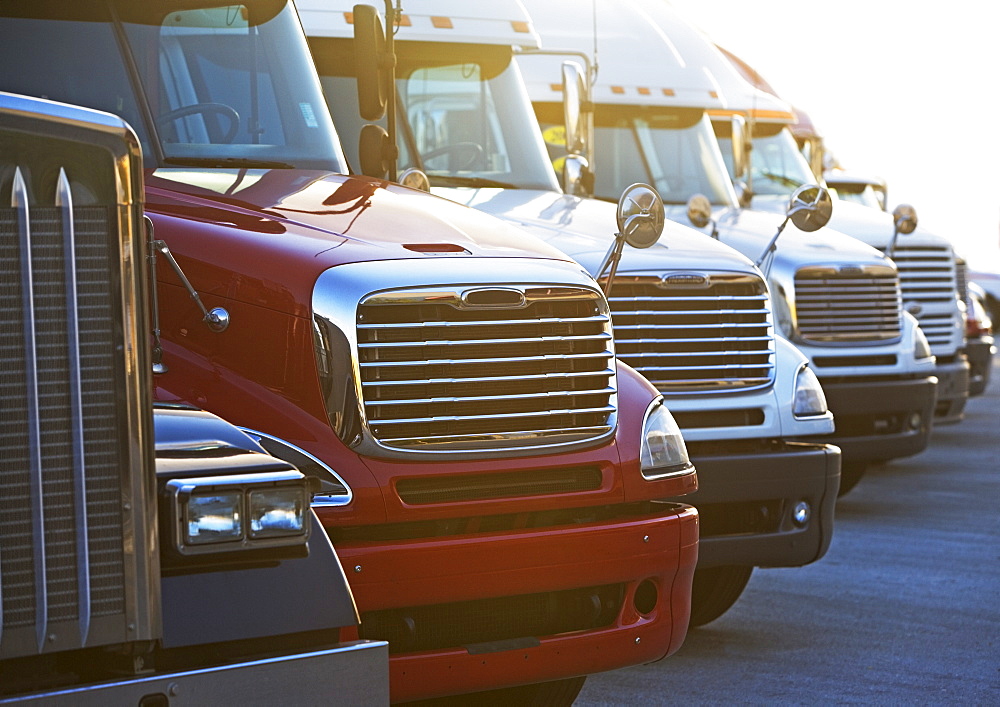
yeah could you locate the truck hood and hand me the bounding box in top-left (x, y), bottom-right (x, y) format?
top-left (665, 202), bottom-right (892, 268)
top-left (436, 187), bottom-right (759, 276)
top-left (751, 194), bottom-right (953, 252)
top-left (145, 169), bottom-right (576, 316)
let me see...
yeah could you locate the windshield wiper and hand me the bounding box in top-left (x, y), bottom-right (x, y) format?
top-left (162, 157), bottom-right (295, 169)
top-left (430, 175), bottom-right (519, 189)
top-left (758, 171), bottom-right (803, 189)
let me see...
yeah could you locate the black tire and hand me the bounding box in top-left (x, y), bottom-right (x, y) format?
top-left (400, 676), bottom-right (586, 707)
top-left (837, 460), bottom-right (868, 497)
top-left (689, 565), bottom-right (753, 628)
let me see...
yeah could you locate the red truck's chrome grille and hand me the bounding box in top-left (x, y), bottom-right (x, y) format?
top-left (606, 273), bottom-right (774, 392)
top-left (794, 265), bottom-right (901, 343)
top-left (357, 286), bottom-right (616, 452)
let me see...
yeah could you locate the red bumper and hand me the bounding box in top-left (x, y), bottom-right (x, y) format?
top-left (328, 503), bottom-right (698, 702)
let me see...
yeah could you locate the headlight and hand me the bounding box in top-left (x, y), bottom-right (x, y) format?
top-left (913, 323), bottom-right (933, 360)
top-left (793, 364), bottom-right (828, 417)
top-left (640, 398), bottom-right (692, 479)
top-left (167, 471), bottom-right (311, 555)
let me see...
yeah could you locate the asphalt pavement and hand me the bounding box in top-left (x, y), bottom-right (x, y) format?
top-left (578, 359), bottom-right (1000, 705)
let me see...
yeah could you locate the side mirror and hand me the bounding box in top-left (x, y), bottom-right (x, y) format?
top-left (359, 123), bottom-right (390, 178)
top-left (354, 4), bottom-right (387, 121)
top-left (686, 193), bottom-right (712, 229)
top-left (398, 167), bottom-right (430, 192)
top-left (730, 114), bottom-right (749, 182)
top-left (562, 61), bottom-right (588, 156)
top-left (786, 184), bottom-right (833, 233)
top-left (617, 183), bottom-right (664, 249)
top-left (598, 183), bottom-right (665, 295)
top-left (563, 153), bottom-right (591, 197)
top-left (893, 204), bottom-right (918, 235)
top-left (886, 203), bottom-right (917, 258)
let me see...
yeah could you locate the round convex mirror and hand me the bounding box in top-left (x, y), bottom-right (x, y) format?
top-left (686, 193), bottom-right (712, 229)
top-left (892, 204), bottom-right (918, 235)
top-left (616, 183), bottom-right (665, 249)
top-left (787, 184), bottom-right (833, 233)
top-left (398, 168), bottom-right (431, 193)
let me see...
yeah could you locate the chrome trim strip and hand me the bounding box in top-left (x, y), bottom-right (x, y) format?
top-left (57, 168), bottom-right (92, 646)
top-left (367, 387), bottom-right (616, 407)
top-left (357, 314), bottom-right (610, 329)
top-left (613, 322), bottom-right (771, 332)
top-left (369, 404), bottom-right (617, 426)
top-left (359, 351), bottom-right (614, 368)
top-left (356, 332), bottom-right (612, 349)
top-left (362, 369), bottom-right (615, 387)
top-left (381, 426), bottom-right (613, 447)
top-left (13, 167), bottom-right (49, 651)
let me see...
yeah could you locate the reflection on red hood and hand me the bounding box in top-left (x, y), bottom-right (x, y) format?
top-left (144, 168), bottom-right (571, 316)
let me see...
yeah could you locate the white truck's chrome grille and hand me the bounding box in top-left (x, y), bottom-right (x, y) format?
top-left (891, 245), bottom-right (960, 350)
top-left (794, 265), bottom-right (901, 343)
top-left (607, 273), bottom-right (775, 392)
top-left (357, 286), bottom-right (616, 452)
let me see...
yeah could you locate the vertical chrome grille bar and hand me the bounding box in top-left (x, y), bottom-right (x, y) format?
top-left (57, 169), bottom-right (90, 646)
top-left (13, 167), bottom-right (49, 652)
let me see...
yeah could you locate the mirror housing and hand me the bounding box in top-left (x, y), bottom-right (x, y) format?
top-left (730, 114), bottom-right (749, 182)
top-left (617, 183), bottom-right (665, 249)
top-left (562, 61), bottom-right (589, 156)
top-left (359, 123), bottom-right (390, 178)
top-left (354, 4), bottom-right (387, 121)
top-left (686, 193), bottom-right (712, 229)
top-left (398, 167), bottom-right (431, 192)
top-left (563, 153), bottom-right (592, 197)
top-left (892, 204), bottom-right (918, 235)
top-left (787, 184), bottom-right (833, 233)
top-left (733, 180), bottom-right (753, 209)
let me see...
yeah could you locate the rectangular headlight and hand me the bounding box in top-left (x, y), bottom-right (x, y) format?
top-left (186, 492), bottom-right (243, 545)
top-left (249, 488), bottom-right (308, 539)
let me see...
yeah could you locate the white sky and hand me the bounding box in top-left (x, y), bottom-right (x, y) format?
top-left (665, 0), bottom-right (1000, 265)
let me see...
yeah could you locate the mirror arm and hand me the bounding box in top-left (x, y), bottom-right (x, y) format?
top-left (152, 238), bottom-right (230, 334)
top-left (755, 216), bottom-right (789, 270)
top-left (598, 233), bottom-right (627, 296)
top-left (145, 217), bottom-right (167, 374)
top-left (886, 227), bottom-right (901, 259)
top-left (383, 0), bottom-right (400, 182)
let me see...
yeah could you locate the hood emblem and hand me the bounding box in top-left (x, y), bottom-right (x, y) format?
top-left (658, 273), bottom-right (710, 288)
top-left (461, 287), bottom-right (527, 308)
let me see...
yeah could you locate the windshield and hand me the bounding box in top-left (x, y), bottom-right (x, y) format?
top-left (829, 183), bottom-right (886, 211)
top-left (717, 122), bottom-right (815, 196)
top-left (537, 103), bottom-right (736, 206)
top-left (0, 1), bottom-right (346, 171)
top-left (313, 40), bottom-right (559, 191)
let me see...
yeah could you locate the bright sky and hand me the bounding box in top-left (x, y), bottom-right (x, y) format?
top-left (665, 0), bottom-right (1000, 267)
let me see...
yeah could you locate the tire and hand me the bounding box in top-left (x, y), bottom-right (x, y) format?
top-left (401, 676), bottom-right (587, 707)
top-left (837, 460), bottom-right (867, 497)
top-left (689, 565), bottom-right (753, 628)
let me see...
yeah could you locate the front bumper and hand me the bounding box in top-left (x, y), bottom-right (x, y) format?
top-left (965, 337), bottom-right (994, 397)
top-left (806, 375), bottom-right (937, 465)
top-left (0, 641), bottom-right (389, 706)
top-left (932, 354), bottom-right (971, 423)
top-left (328, 503), bottom-right (699, 703)
top-left (678, 441), bottom-right (840, 569)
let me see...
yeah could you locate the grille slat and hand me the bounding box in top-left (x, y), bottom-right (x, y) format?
top-left (357, 286), bottom-right (616, 452)
top-left (794, 265), bottom-right (902, 343)
top-left (890, 245), bottom-right (960, 349)
top-left (606, 273), bottom-right (775, 392)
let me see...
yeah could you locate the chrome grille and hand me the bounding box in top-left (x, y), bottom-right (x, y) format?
top-left (794, 265), bottom-right (901, 343)
top-left (1, 178), bottom-right (127, 658)
top-left (607, 273), bottom-right (774, 392)
top-left (357, 286), bottom-right (616, 452)
top-left (891, 245), bottom-right (959, 348)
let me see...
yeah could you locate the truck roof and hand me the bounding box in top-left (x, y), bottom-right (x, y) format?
top-left (298, 0), bottom-right (540, 49)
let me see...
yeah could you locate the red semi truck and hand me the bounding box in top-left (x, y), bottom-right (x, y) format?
top-left (0, 1), bottom-right (700, 703)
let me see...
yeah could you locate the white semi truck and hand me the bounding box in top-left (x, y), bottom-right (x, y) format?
top-left (703, 36), bottom-right (971, 424)
top-left (517, 0), bottom-right (939, 494)
top-left (301, 0), bottom-right (843, 626)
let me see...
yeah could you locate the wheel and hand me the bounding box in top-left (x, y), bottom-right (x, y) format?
top-left (837, 460), bottom-right (868, 497)
top-left (156, 102), bottom-right (241, 143)
top-left (421, 141), bottom-right (486, 170)
top-left (401, 676), bottom-right (586, 707)
top-left (689, 565), bottom-right (753, 627)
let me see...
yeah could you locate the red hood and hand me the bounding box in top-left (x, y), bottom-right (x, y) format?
top-left (145, 168), bottom-right (572, 317)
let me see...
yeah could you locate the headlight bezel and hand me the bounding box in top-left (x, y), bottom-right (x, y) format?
top-left (640, 397), bottom-right (694, 480)
top-left (166, 471), bottom-right (312, 556)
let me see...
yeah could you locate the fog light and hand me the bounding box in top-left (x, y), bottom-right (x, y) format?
top-left (908, 412), bottom-right (923, 430)
top-left (792, 501), bottom-right (811, 527)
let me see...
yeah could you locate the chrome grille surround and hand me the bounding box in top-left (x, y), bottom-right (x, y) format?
top-left (312, 261), bottom-right (619, 460)
top-left (794, 264), bottom-right (902, 344)
top-left (606, 272), bottom-right (775, 393)
top-left (891, 244), bottom-right (961, 350)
